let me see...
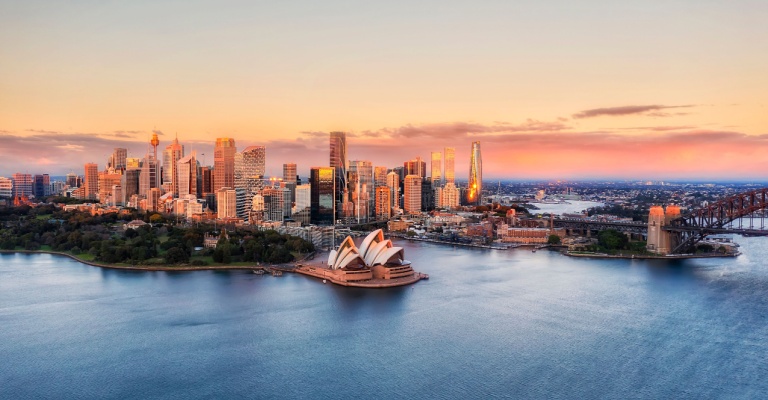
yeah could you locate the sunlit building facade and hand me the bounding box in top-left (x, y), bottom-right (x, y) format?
top-left (162, 137), bottom-right (184, 197)
top-left (83, 163), bottom-right (99, 200)
top-left (375, 186), bottom-right (391, 220)
top-left (214, 137), bottom-right (236, 192)
top-left (444, 147), bottom-right (455, 185)
top-left (431, 151), bottom-right (442, 186)
top-left (310, 167), bottom-right (335, 225)
top-left (467, 141), bottom-right (482, 206)
top-left (403, 174), bottom-right (422, 214)
top-left (329, 131), bottom-right (347, 219)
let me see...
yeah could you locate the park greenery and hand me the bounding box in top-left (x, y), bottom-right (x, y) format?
top-left (0, 204), bottom-right (314, 266)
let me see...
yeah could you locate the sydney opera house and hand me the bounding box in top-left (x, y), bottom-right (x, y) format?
top-left (297, 229), bottom-right (424, 287)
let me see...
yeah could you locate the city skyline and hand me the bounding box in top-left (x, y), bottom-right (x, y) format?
top-left (1, 1), bottom-right (767, 180)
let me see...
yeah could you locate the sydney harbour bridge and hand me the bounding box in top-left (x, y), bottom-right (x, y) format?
top-left (552, 188), bottom-right (768, 255)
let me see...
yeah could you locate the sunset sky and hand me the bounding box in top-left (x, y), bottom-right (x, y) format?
top-left (1, 1), bottom-right (767, 180)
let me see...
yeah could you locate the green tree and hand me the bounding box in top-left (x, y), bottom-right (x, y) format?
top-left (547, 235), bottom-right (561, 245)
top-left (165, 247), bottom-right (190, 264)
top-left (597, 230), bottom-right (629, 251)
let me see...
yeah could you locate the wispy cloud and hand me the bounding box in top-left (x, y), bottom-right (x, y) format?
top-left (2, 122), bottom-right (768, 180)
top-left (56, 144), bottom-right (85, 151)
top-left (572, 105), bottom-right (695, 119)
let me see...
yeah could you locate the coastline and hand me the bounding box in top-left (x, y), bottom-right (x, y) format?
top-left (563, 251), bottom-right (740, 260)
top-left (0, 250), bottom-right (289, 272)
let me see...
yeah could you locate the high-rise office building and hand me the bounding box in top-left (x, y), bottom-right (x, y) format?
top-left (216, 187), bottom-right (238, 219)
top-left (349, 160), bottom-right (374, 221)
top-left (292, 184), bottom-right (311, 225)
top-left (121, 169), bottom-right (140, 205)
top-left (98, 170), bottom-right (122, 204)
top-left (403, 175), bottom-right (422, 215)
top-left (310, 167), bottom-right (335, 225)
top-left (329, 131), bottom-right (347, 219)
top-left (11, 173), bottom-right (33, 198)
top-left (139, 154), bottom-right (158, 197)
top-left (238, 146), bottom-right (266, 216)
top-left (375, 186), bottom-right (391, 220)
top-left (467, 141), bottom-right (482, 206)
top-left (263, 186), bottom-right (291, 222)
top-left (146, 188), bottom-right (161, 212)
top-left (444, 147), bottom-right (455, 184)
top-left (214, 138), bottom-right (236, 192)
top-left (0, 177), bottom-right (13, 198)
top-left (84, 163), bottom-right (99, 200)
top-left (33, 174), bottom-right (50, 198)
top-left (109, 148), bottom-right (128, 172)
top-left (66, 172), bottom-right (79, 188)
top-left (404, 157), bottom-right (427, 178)
top-left (421, 177), bottom-right (434, 212)
top-left (199, 166), bottom-right (212, 196)
top-left (177, 152), bottom-right (198, 198)
top-left (163, 137), bottom-right (184, 197)
top-left (241, 146), bottom-right (266, 179)
top-left (431, 152), bottom-right (442, 186)
top-left (374, 166), bottom-right (388, 188)
top-left (283, 163), bottom-right (297, 183)
top-left (386, 171), bottom-right (400, 210)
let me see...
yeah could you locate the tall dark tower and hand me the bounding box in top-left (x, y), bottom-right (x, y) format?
top-left (329, 131), bottom-right (347, 220)
top-left (467, 141), bottom-right (482, 206)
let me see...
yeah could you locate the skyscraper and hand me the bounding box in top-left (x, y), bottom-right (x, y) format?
top-left (444, 147), bottom-right (455, 184)
top-left (177, 152), bottom-right (198, 198)
top-left (214, 138), bottom-right (236, 192)
top-left (109, 148), bottom-right (128, 172)
top-left (139, 154), bottom-right (158, 197)
top-left (467, 141), bottom-right (482, 206)
top-left (84, 163), bottom-right (99, 200)
top-left (65, 172), bottom-right (79, 188)
top-left (310, 167), bottom-right (335, 225)
top-left (386, 171), bottom-right (400, 210)
top-left (349, 160), bottom-right (374, 221)
top-left (375, 186), bottom-right (391, 220)
top-left (216, 187), bottom-right (237, 219)
top-left (11, 173), bottom-right (32, 198)
top-left (239, 145), bottom-right (267, 217)
top-left (163, 137), bottom-right (184, 197)
top-left (283, 163), bottom-right (297, 183)
top-left (329, 131), bottom-right (347, 219)
top-left (404, 157), bottom-right (426, 178)
top-left (121, 169), bottom-right (140, 205)
top-left (292, 184), bottom-right (311, 225)
top-left (403, 175), bottom-right (422, 214)
top-left (374, 166), bottom-right (388, 188)
top-left (33, 174), bottom-right (50, 197)
top-left (241, 146), bottom-right (266, 179)
top-left (431, 152), bottom-right (442, 186)
top-left (0, 177), bottom-right (13, 198)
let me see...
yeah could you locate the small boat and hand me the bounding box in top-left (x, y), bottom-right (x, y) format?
top-left (322, 279), bottom-right (327, 284)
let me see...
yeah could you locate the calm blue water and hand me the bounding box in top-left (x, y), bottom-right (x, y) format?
top-left (1, 238), bottom-right (767, 399)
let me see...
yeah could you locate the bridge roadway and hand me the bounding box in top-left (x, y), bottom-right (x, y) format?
top-left (553, 218), bottom-right (768, 237)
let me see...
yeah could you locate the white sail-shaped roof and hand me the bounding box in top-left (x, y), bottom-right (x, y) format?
top-left (359, 229), bottom-right (385, 258)
top-left (328, 236), bottom-right (365, 270)
top-left (326, 230), bottom-right (407, 270)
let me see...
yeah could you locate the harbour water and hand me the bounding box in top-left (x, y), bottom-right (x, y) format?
top-left (1, 236), bottom-right (767, 399)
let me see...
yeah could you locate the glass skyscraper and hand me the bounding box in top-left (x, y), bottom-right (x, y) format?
top-left (467, 141), bottom-right (482, 206)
